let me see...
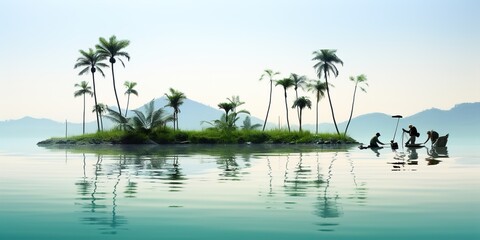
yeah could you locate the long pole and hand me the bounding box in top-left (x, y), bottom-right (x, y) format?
top-left (392, 118), bottom-right (400, 141)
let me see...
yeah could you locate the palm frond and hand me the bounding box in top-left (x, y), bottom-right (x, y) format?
top-left (105, 107), bottom-right (133, 131)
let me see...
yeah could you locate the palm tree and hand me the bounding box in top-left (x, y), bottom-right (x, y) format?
top-left (124, 81), bottom-right (138, 118)
top-left (292, 96), bottom-right (312, 132)
top-left (227, 95), bottom-right (245, 114)
top-left (105, 107), bottom-right (133, 131)
top-left (92, 103), bottom-right (107, 131)
top-left (218, 102), bottom-right (236, 123)
top-left (344, 74), bottom-right (368, 136)
top-left (312, 49), bottom-right (344, 135)
top-left (131, 100), bottom-right (171, 134)
top-left (307, 80), bottom-right (328, 134)
top-left (275, 78), bottom-right (295, 132)
top-left (259, 69), bottom-right (280, 131)
top-left (290, 73), bottom-right (307, 122)
top-left (96, 35), bottom-right (130, 116)
top-left (74, 48), bottom-right (108, 132)
top-left (74, 81), bottom-right (93, 134)
top-left (164, 88), bottom-right (186, 131)
top-left (241, 116), bottom-right (262, 130)
top-left (227, 95), bottom-right (251, 128)
top-left (204, 97), bottom-right (251, 132)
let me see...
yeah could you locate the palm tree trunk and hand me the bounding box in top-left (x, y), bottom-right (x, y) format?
top-left (315, 98), bottom-right (319, 134)
top-left (91, 74), bottom-right (100, 132)
top-left (100, 112), bottom-right (104, 131)
top-left (324, 69), bottom-right (340, 135)
top-left (173, 112), bottom-right (177, 131)
top-left (110, 63), bottom-right (122, 116)
top-left (283, 89), bottom-right (290, 132)
top-left (82, 94), bottom-right (86, 134)
top-left (125, 93), bottom-right (130, 117)
top-left (176, 111), bottom-right (179, 131)
top-left (344, 83), bottom-right (358, 136)
top-left (295, 89), bottom-right (301, 125)
top-left (262, 80), bottom-right (273, 131)
top-left (299, 109), bottom-right (303, 132)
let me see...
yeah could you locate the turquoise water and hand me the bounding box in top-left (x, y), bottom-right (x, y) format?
top-left (0, 139), bottom-right (479, 239)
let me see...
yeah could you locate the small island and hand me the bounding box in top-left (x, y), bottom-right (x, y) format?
top-left (42, 37), bottom-right (362, 147)
top-left (37, 127), bottom-right (357, 146)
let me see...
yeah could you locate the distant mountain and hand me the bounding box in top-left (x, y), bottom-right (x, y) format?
top-left (134, 97), bottom-right (265, 130)
top-left (303, 102), bottom-right (480, 144)
top-left (0, 116), bottom-right (70, 139)
top-left (0, 97), bottom-right (265, 139)
top-left (1, 100), bottom-right (478, 145)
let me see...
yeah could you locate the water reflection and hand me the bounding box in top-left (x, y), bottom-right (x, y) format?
top-left (164, 155), bottom-right (186, 192)
top-left (389, 146), bottom-right (449, 170)
top-left (65, 145), bottom-right (367, 234)
top-left (315, 152), bottom-right (341, 232)
top-left (218, 151), bottom-right (240, 180)
top-left (76, 155), bottom-right (127, 235)
top-left (426, 147), bottom-right (449, 165)
top-left (347, 152), bottom-right (368, 205)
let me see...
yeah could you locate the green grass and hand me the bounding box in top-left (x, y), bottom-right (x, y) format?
top-left (40, 127), bottom-right (356, 145)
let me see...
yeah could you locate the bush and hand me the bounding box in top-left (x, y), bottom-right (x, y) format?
top-left (52, 127), bottom-right (357, 145)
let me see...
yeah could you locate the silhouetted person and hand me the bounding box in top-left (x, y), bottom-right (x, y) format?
top-left (369, 132), bottom-right (385, 148)
top-left (424, 130), bottom-right (439, 145)
top-left (403, 124), bottom-right (419, 145)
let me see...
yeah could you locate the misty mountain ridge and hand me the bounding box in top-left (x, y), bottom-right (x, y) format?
top-left (1, 99), bottom-right (478, 145)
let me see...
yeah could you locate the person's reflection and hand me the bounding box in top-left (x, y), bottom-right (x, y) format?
top-left (425, 147), bottom-right (448, 165)
top-left (407, 148), bottom-right (418, 160)
top-left (370, 147), bottom-right (380, 157)
top-left (406, 148), bottom-right (419, 166)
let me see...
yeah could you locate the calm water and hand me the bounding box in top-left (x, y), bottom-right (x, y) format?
top-left (0, 139), bottom-right (479, 240)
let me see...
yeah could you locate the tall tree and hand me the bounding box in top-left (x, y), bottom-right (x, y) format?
top-left (312, 49), bottom-right (343, 135)
top-left (307, 80), bottom-right (328, 134)
top-left (74, 48), bottom-right (108, 132)
top-left (275, 78), bottom-right (295, 132)
top-left (124, 81), bottom-right (138, 117)
top-left (344, 74), bottom-right (368, 136)
top-left (96, 35), bottom-right (130, 116)
top-left (164, 88), bottom-right (186, 131)
top-left (259, 69), bottom-right (280, 131)
top-left (92, 103), bottom-right (107, 131)
top-left (74, 81), bottom-right (93, 134)
top-left (290, 73), bottom-right (307, 125)
top-left (292, 96), bottom-right (312, 132)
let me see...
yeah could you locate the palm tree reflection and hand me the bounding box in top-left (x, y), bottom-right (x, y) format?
top-left (75, 153), bottom-right (91, 199)
top-left (284, 152), bottom-right (312, 197)
top-left (314, 153), bottom-right (341, 231)
top-left (77, 154), bottom-right (127, 235)
top-left (217, 151), bottom-right (240, 181)
top-left (164, 155), bottom-right (186, 192)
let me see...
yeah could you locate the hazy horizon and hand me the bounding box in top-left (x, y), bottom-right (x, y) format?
top-left (1, 0), bottom-right (479, 124)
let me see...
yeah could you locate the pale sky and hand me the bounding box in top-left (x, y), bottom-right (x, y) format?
top-left (1, 0), bottom-right (479, 125)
